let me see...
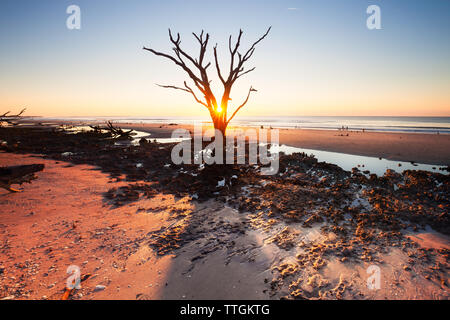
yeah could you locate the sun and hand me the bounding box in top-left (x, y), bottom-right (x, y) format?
top-left (216, 105), bottom-right (223, 113)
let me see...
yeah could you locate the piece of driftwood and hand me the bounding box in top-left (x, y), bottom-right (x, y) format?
top-left (61, 273), bottom-right (91, 300)
top-left (0, 108), bottom-right (26, 127)
top-left (89, 121), bottom-right (134, 138)
top-left (0, 164), bottom-right (45, 192)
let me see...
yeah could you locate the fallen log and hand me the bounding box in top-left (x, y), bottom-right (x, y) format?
top-left (0, 108), bottom-right (26, 127)
top-left (89, 121), bottom-right (134, 138)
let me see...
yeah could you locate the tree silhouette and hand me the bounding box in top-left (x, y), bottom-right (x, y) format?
top-left (143, 27), bottom-right (271, 136)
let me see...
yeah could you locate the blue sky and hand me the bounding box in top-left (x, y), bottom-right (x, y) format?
top-left (0, 0), bottom-right (449, 117)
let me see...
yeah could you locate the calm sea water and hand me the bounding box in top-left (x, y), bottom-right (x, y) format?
top-left (34, 116), bottom-right (450, 134)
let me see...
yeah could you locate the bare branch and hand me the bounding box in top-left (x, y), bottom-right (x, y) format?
top-left (156, 83), bottom-right (190, 92)
top-left (213, 44), bottom-right (226, 85)
top-left (226, 87), bottom-right (257, 125)
top-left (89, 121), bottom-right (134, 138)
top-left (235, 67), bottom-right (256, 80)
top-left (142, 46), bottom-right (205, 94)
top-left (0, 108), bottom-right (27, 126)
top-left (242, 27), bottom-right (271, 61)
top-left (156, 83), bottom-right (209, 108)
top-left (0, 108), bottom-right (26, 118)
top-left (192, 30), bottom-right (209, 66)
top-left (228, 29), bottom-right (243, 77)
top-left (144, 29), bottom-right (219, 109)
top-left (169, 29), bottom-right (200, 69)
top-left (183, 81), bottom-right (209, 108)
top-left (222, 27), bottom-right (271, 85)
top-left (17, 108), bottom-right (26, 117)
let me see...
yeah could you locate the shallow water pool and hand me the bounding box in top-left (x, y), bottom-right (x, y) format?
top-left (269, 144), bottom-right (448, 176)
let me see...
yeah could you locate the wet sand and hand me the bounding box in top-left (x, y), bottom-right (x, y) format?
top-left (118, 123), bottom-right (450, 166)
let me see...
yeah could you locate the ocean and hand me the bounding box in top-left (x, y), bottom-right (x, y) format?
top-left (32, 116), bottom-right (450, 134)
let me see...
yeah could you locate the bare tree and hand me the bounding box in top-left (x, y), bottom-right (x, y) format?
top-left (143, 27), bottom-right (271, 136)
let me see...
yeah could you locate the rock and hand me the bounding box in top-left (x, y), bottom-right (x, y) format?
top-left (94, 285), bottom-right (106, 291)
top-left (61, 152), bottom-right (74, 157)
top-left (341, 246), bottom-right (353, 257)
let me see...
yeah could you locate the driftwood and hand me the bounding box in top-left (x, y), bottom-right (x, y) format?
top-left (61, 273), bottom-right (91, 300)
top-left (0, 164), bottom-right (45, 192)
top-left (0, 108), bottom-right (26, 127)
top-left (89, 121), bottom-right (134, 138)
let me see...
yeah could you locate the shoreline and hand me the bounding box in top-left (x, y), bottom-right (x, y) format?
top-left (121, 123), bottom-right (450, 166)
top-left (16, 120), bottom-right (450, 166)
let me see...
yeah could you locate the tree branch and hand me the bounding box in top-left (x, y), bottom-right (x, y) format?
top-left (0, 108), bottom-right (27, 127)
top-left (156, 83), bottom-right (209, 108)
top-left (226, 87), bottom-right (257, 125)
top-left (213, 44), bottom-right (226, 85)
top-left (242, 27), bottom-right (271, 61)
top-left (235, 67), bottom-right (256, 80)
top-left (0, 108), bottom-right (26, 119)
top-left (183, 81), bottom-right (209, 108)
top-left (217, 27), bottom-right (271, 86)
top-left (228, 29), bottom-right (243, 79)
top-left (143, 46), bottom-right (205, 94)
top-left (144, 29), bottom-right (220, 109)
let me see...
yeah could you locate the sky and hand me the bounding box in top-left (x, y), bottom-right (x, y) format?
top-left (0, 0), bottom-right (449, 118)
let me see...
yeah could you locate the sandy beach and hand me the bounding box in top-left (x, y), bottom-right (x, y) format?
top-left (0, 152), bottom-right (270, 300)
top-left (0, 124), bottom-right (449, 300)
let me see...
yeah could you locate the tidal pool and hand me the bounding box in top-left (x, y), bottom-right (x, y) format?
top-left (269, 144), bottom-right (447, 176)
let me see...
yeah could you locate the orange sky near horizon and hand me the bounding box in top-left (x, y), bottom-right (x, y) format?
top-left (2, 72), bottom-right (448, 117)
